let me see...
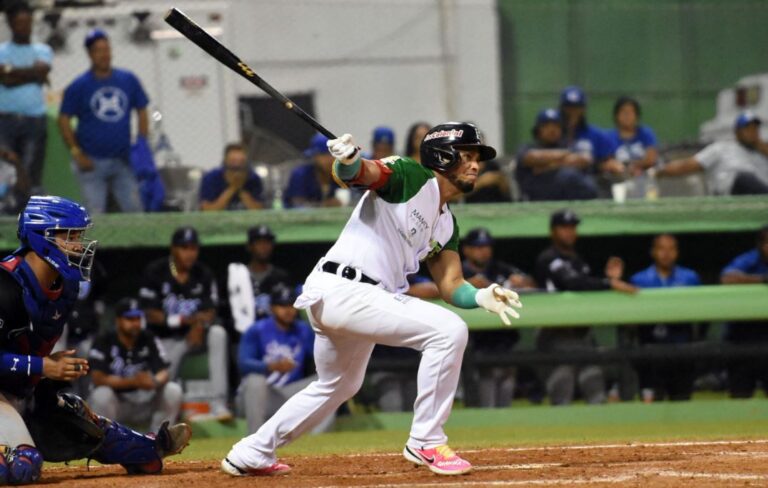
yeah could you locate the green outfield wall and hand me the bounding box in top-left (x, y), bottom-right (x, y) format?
top-left (498, 0), bottom-right (768, 152)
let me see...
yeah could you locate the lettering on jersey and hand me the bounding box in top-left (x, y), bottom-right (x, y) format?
top-left (423, 129), bottom-right (464, 142)
top-left (10, 357), bottom-right (19, 371)
top-left (409, 209), bottom-right (429, 234)
top-left (163, 295), bottom-right (202, 316)
top-left (52, 310), bottom-right (61, 320)
top-left (0, 318), bottom-right (3, 330)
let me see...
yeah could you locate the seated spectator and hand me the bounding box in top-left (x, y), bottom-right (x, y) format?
top-left (630, 234), bottom-right (701, 402)
top-left (238, 284), bottom-right (332, 434)
top-left (605, 96), bottom-right (659, 199)
top-left (228, 224), bottom-right (292, 335)
top-left (371, 126), bottom-right (395, 160)
top-left (88, 298), bottom-right (183, 432)
top-left (720, 225), bottom-right (768, 398)
top-left (462, 227), bottom-right (536, 291)
top-left (284, 133), bottom-right (341, 208)
top-left (139, 226), bottom-right (232, 421)
top-left (560, 86), bottom-right (619, 192)
top-left (199, 142), bottom-right (264, 211)
top-left (516, 108), bottom-right (598, 200)
top-left (404, 121), bottom-right (431, 163)
top-left (460, 227), bottom-right (530, 407)
top-left (658, 112), bottom-right (768, 195)
top-left (535, 210), bottom-right (636, 406)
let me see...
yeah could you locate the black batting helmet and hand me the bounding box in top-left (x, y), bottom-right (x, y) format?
top-left (420, 122), bottom-right (496, 173)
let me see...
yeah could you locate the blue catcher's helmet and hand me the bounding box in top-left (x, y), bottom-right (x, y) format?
top-left (17, 196), bottom-right (97, 282)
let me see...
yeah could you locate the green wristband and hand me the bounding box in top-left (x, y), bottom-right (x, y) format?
top-left (333, 157), bottom-right (362, 181)
top-left (451, 282), bottom-right (479, 309)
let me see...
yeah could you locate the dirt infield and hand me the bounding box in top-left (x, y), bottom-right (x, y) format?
top-left (41, 439), bottom-right (768, 487)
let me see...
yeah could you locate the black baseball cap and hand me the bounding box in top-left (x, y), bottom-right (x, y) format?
top-left (463, 227), bottom-right (494, 246)
top-left (248, 224), bottom-right (275, 244)
top-left (171, 226), bottom-right (199, 246)
top-left (550, 209), bottom-right (581, 227)
top-left (115, 297), bottom-right (144, 319)
top-left (270, 283), bottom-right (297, 306)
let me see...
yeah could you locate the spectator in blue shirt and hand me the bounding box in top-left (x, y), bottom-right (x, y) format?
top-left (58, 29), bottom-right (145, 214)
top-left (516, 108), bottom-right (598, 201)
top-left (720, 225), bottom-right (768, 398)
top-left (630, 234), bottom-right (701, 402)
top-left (283, 133), bottom-right (341, 208)
top-left (606, 97), bottom-right (659, 199)
top-left (0, 1), bottom-right (51, 197)
top-left (560, 86), bottom-right (623, 196)
top-left (238, 284), bottom-right (324, 434)
top-left (199, 142), bottom-right (264, 211)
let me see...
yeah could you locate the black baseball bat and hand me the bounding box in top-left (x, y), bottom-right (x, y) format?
top-left (164, 7), bottom-right (336, 139)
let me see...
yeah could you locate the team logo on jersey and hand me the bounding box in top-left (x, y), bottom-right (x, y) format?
top-left (425, 239), bottom-right (443, 260)
top-left (90, 86), bottom-right (129, 122)
top-left (0, 318), bottom-right (4, 330)
top-left (52, 310), bottom-right (61, 320)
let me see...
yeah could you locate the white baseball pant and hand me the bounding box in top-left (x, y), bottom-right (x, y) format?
top-left (226, 270), bottom-right (468, 468)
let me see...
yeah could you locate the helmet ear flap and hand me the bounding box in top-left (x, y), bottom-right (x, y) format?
top-left (424, 145), bottom-right (459, 173)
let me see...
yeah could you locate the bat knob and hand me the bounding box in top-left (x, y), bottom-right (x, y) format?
top-left (285, 102), bottom-right (293, 110)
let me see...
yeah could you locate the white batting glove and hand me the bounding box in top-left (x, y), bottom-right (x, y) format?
top-left (476, 284), bottom-right (522, 326)
top-left (327, 134), bottom-right (360, 164)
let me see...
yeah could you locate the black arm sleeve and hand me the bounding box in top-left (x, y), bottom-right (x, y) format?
top-left (549, 260), bottom-right (611, 291)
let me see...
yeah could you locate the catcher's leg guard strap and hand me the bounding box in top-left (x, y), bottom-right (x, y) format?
top-left (91, 419), bottom-right (163, 474)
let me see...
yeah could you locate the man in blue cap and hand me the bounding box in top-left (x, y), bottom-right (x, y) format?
top-left (516, 108), bottom-right (598, 200)
top-left (659, 111), bottom-right (768, 195)
top-left (283, 133), bottom-right (341, 208)
top-left (371, 126), bottom-right (395, 160)
top-left (57, 28), bottom-right (147, 214)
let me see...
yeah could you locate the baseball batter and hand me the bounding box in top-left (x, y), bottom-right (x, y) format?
top-left (222, 122), bottom-right (522, 477)
top-left (0, 196), bottom-right (191, 485)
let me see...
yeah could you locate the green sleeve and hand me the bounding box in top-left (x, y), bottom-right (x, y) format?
top-left (376, 156), bottom-right (435, 204)
top-left (443, 213), bottom-right (460, 252)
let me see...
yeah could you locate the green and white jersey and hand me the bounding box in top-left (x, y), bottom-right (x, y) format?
top-left (325, 156), bottom-right (460, 293)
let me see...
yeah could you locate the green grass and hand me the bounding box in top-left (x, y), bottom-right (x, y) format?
top-left (173, 399), bottom-right (768, 461)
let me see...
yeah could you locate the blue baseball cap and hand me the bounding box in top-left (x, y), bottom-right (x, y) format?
top-left (84, 28), bottom-right (108, 50)
top-left (372, 126), bottom-right (395, 146)
top-left (560, 85), bottom-right (587, 106)
top-left (463, 227), bottom-right (494, 246)
top-left (115, 297), bottom-right (144, 319)
top-left (535, 108), bottom-right (560, 127)
top-left (735, 111), bottom-right (762, 129)
top-left (304, 133), bottom-right (329, 158)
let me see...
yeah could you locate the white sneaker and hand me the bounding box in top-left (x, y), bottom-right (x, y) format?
top-left (209, 401), bottom-right (233, 422)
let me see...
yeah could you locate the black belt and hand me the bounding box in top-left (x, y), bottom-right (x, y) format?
top-left (321, 261), bottom-right (378, 285)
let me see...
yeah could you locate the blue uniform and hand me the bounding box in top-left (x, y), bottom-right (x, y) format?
top-left (283, 162), bottom-right (339, 208)
top-left (199, 167), bottom-right (264, 210)
top-left (0, 255), bottom-right (79, 398)
top-left (721, 249), bottom-right (768, 277)
top-left (568, 124), bottom-right (613, 164)
top-left (238, 316), bottom-right (314, 386)
top-left (59, 68), bottom-right (149, 158)
top-left (630, 264), bottom-right (700, 289)
top-left (630, 264), bottom-right (701, 344)
top-left (606, 125), bottom-right (657, 164)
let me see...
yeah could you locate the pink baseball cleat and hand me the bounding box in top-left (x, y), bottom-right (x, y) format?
top-left (220, 457), bottom-right (291, 476)
top-left (403, 444), bottom-right (473, 475)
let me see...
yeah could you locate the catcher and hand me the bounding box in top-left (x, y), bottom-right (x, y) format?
top-left (0, 196), bottom-right (191, 485)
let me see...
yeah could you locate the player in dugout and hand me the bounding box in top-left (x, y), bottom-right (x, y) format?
top-left (0, 196), bottom-right (191, 485)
